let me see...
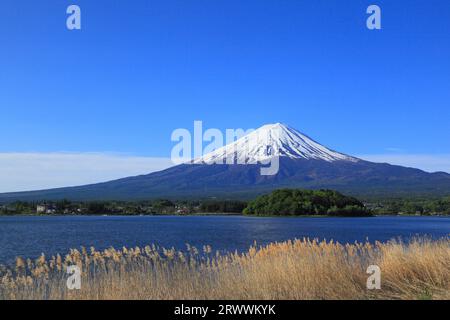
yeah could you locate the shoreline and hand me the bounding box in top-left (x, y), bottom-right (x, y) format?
top-left (0, 213), bottom-right (449, 217)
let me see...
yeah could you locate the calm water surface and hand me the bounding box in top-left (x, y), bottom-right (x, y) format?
top-left (0, 215), bottom-right (449, 264)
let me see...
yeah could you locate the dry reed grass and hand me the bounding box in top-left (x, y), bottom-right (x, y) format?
top-left (0, 238), bottom-right (448, 300)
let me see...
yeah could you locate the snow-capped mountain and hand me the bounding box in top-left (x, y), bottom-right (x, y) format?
top-left (195, 123), bottom-right (358, 164)
top-left (1, 123), bottom-right (450, 202)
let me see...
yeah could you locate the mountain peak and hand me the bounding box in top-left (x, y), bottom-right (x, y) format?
top-left (195, 123), bottom-right (359, 164)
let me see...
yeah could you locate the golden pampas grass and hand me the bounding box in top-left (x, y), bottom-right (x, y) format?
top-left (0, 238), bottom-right (448, 300)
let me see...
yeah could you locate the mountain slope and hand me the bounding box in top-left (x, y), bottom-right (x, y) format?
top-left (1, 123), bottom-right (450, 202)
top-left (1, 157), bottom-right (449, 202)
top-left (194, 123), bottom-right (357, 164)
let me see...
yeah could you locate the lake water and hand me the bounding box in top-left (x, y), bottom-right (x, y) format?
top-left (0, 215), bottom-right (449, 265)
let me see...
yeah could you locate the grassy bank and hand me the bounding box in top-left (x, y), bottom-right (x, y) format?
top-left (1, 238), bottom-right (449, 300)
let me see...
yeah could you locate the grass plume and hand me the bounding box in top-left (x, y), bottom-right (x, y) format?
top-left (0, 238), bottom-right (448, 300)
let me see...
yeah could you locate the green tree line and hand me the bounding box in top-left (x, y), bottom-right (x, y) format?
top-left (368, 196), bottom-right (450, 215)
top-left (1, 191), bottom-right (449, 216)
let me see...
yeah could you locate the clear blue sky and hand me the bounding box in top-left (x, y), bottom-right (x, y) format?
top-left (1, 0), bottom-right (449, 158)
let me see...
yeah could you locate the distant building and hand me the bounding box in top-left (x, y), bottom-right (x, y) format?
top-left (176, 206), bottom-right (189, 215)
top-left (36, 204), bottom-right (56, 214)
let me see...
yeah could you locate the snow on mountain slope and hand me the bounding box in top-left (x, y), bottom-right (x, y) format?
top-left (194, 123), bottom-right (359, 164)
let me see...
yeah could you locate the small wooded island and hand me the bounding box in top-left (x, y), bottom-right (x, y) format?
top-left (243, 189), bottom-right (371, 216)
